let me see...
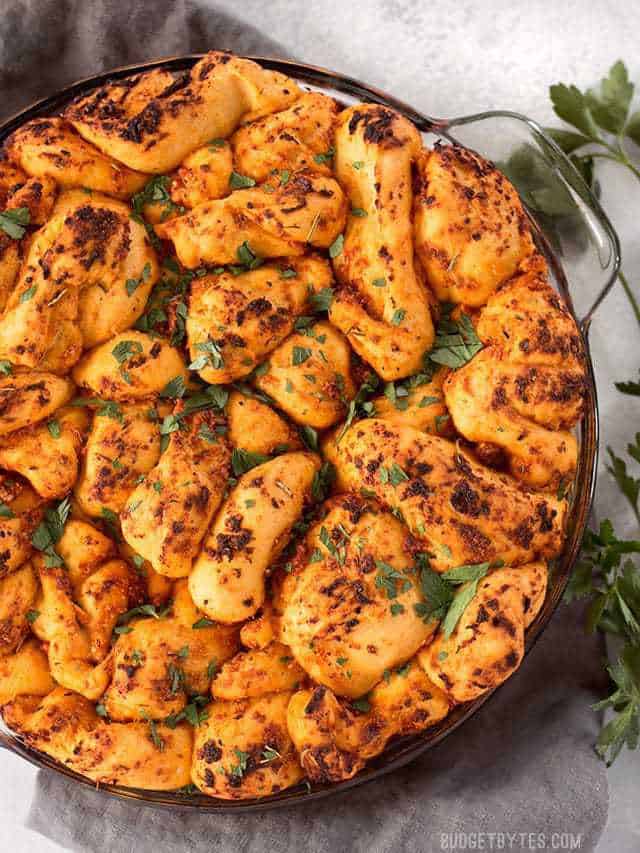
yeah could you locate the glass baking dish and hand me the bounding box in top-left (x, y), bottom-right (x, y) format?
top-left (0, 54), bottom-right (620, 812)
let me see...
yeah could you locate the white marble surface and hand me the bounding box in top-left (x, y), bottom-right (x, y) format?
top-left (1, 0), bottom-right (640, 850)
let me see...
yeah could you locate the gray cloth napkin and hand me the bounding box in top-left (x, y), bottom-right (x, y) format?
top-left (0, 2), bottom-right (611, 850)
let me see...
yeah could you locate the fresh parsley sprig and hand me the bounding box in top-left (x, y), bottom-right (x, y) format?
top-left (565, 518), bottom-right (640, 764)
top-left (548, 61), bottom-right (640, 183)
top-left (544, 61), bottom-right (640, 329)
top-left (414, 554), bottom-right (492, 639)
top-left (426, 305), bottom-right (483, 370)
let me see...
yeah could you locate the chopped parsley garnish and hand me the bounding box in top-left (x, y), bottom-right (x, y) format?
top-left (31, 496), bottom-right (72, 567)
top-left (383, 382), bottom-right (409, 411)
top-left (100, 507), bottom-right (120, 539)
top-left (388, 462), bottom-right (409, 486)
top-left (72, 396), bottom-right (124, 423)
top-left (230, 747), bottom-right (250, 778)
top-left (414, 555), bottom-right (491, 638)
top-left (229, 172), bottom-right (256, 190)
top-left (309, 286), bottom-right (334, 312)
top-left (46, 419), bottom-right (61, 439)
top-left (261, 745), bottom-right (281, 764)
top-left (125, 261), bottom-right (152, 297)
top-left (192, 617), bottom-right (217, 629)
top-left (0, 502), bottom-right (14, 519)
top-left (375, 559), bottom-right (412, 600)
top-left (140, 711), bottom-right (165, 751)
top-left (0, 206), bottom-right (29, 239)
top-left (292, 346), bottom-right (312, 366)
top-left (160, 374), bottom-right (187, 399)
top-left (426, 305), bottom-right (483, 369)
top-left (391, 308), bottom-right (406, 326)
top-left (314, 146), bottom-right (335, 165)
top-left (328, 233), bottom-right (344, 259)
top-left (131, 175), bottom-right (183, 227)
top-left (231, 448), bottom-right (271, 476)
top-left (311, 461), bottom-right (335, 502)
top-left (189, 339), bottom-right (224, 371)
top-left (233, 240), bottom-right (263, 272)
top-left (335, 372), bottom-right (379, 443)
top-left (112, 339), bottom-right (143, 365)
top-left (19, 284), bottom-right (36, 303)
top-left (300, 425), bottom-right (319, 451)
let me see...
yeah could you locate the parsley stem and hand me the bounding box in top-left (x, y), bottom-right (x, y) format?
top-left (592, 138), bottom-right (640, 183)
top-left (615, 133), bottom-right (640, 183)
top-left (617, 270), bottom-right (640, 332)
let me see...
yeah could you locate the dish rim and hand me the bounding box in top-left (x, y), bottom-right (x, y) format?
top-left (0, 52), bottom-right (616, 812)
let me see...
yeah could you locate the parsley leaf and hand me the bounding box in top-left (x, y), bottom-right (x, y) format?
top-left (616, 373), bottom-right (640, 396)
top-left (0, 502), bottom-right (14, 519)
top-left (160, 375), bottom-right (187, 399)
top-left (414, 556), bottom-right (490, 638)
top-left (314, 146), bottom-right (335, 165)
top-left (593, 645), bottom-right (640, 765)
top-left (309, 287), bottom-right (334, 313)
top-left (234, 241), bottom-right (263, 271)
top-left (426, 306), bottom-right (483, 369)
top-left (31, 496), bottom-right (72, 567)
top-left (0, 207), bottom-right (30, 240)
top-left (19, 284), bottom-right (37, 303)
top-left (46, 419), bottom-right (61, 439)
top-left (189, 339), bottom-right (224, 371)
top-left (292, 346), bottom-right (312, 366)
top-left (230, 747), bottom-right (250, 778)
top-left (607, 446), bottom-right (640, 523)
top-left (335, 372), bottom-right (379, 443)
top-left (231, 448), bottom-right (270, 476)
top-left (72, 396), bottom-right (124, 423)
top-left (112, 339), bottom-right (143, 365)
top-left (328, 234), bottom-right (344, 259)
top-left (229, 172), bottom-right (256, 190)
top-left (311, 461), bottom-right (335, 502)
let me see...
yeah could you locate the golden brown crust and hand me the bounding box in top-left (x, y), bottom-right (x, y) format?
top-left (189, 452), bottom-right (320, 623)
top-left (0, 51), bottom-right (585, 800)
top-left (192, 692), bottom-right (303, 799)
top-left (287, 660), bottom-right (449, 783)
top-left (331, 419), bottom-right (565, 570)
top-left (414, 143), bottom-right (535, 306)
top-left (6, 118), bottom-right (148, 198)
top-left (157, 170), bottom-right (348, 269)
top-left (232, 92), bottom-right (339, 181)
top-left (329, 104), bottom-right (435, 380)
top-left (121, 409), bottom-right (232, 578)
top-left (65, 52), bottom-right (300, 173)
top-left (445, 261), bottom-right (586, 490)
top-left (419, 563), bottom-right (548, 702)
top-left (280, 496), bottom-right (435, 698)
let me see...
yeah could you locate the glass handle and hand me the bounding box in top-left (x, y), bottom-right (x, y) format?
top-left (0, 729), bottom-right (16, 752)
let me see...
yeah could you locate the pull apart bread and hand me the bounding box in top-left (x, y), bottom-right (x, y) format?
top-left (0, 50), bottom-right (585, 798)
